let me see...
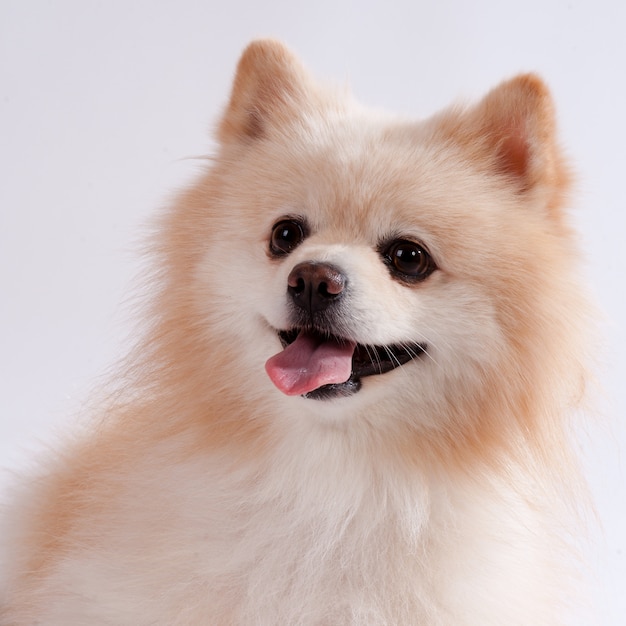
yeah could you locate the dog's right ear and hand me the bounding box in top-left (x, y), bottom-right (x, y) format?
top-left (218, 40), bottom-right (313, 143)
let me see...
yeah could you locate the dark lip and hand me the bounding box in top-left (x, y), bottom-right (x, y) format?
top-left (277, 328), bottom-right (427, 400)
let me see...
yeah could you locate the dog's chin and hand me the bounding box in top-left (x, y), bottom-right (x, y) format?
top-left (276, 328), bottom-right (428, 401)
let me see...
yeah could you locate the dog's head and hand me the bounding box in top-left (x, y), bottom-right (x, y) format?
top-left (158, 41), bottom-right (586, 449)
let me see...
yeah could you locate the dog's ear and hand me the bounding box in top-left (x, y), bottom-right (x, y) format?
top-left (439, 75), bottom-right (571, 212)
top-left (219, 40), bottom-right (314, 143)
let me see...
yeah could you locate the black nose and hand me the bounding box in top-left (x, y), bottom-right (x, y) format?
top-left (287, 262), bottom-right (346, 313)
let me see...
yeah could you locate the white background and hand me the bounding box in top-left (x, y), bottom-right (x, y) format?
top-left (1, 1), bottom-right (624, 623)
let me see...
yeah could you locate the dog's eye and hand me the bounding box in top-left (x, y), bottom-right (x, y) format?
top-left (269, 219), bottom-right (306, 256)
top-left (383, 240), bottom-right (436, 281)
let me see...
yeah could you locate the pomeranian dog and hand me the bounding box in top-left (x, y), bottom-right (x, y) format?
top-left (1, 40), bottom-right (590, 625)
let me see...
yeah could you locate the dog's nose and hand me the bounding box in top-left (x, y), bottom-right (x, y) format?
top-left (287, 262), bottom-right (346, 313)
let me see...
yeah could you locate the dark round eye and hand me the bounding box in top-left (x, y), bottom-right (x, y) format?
top-left (384, 239), bottom-right (436, 280)
top-left (269, 219), bottom-right (306, 256)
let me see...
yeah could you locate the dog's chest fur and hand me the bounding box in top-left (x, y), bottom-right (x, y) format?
top-left (19, 429), bottom-right (556, 626)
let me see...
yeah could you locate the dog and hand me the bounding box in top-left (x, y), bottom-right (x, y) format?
top-left (1, 39), bottom-right (590, 624)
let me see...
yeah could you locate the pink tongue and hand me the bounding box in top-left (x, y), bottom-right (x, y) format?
top-left (265, 332), bottom-right (356, 396)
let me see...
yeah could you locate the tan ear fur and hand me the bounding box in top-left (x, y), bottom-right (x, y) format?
top-left (218, 39), bottom-right (312, 142)
top-left (438, 74), bottom-right (571, 210)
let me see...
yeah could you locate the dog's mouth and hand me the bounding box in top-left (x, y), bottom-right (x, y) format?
top-left (265, 328), bottom-right (427, 400)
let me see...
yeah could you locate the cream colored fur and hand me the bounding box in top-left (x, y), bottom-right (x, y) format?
top-left (1, 40), bottom-right (589, 625)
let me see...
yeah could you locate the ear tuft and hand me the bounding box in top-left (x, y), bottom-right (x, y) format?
top-left (480, 74), bottom-right (557, 191)
top-left (219, 39), bottom-right (311, 143)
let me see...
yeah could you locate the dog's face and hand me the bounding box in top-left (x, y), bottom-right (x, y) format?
top-left (199, 124), bottom-right (498, 418)
top-left (179, 41), bottom-right (581, 438)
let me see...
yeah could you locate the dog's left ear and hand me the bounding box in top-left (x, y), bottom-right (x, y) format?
top-left (441, 75), bottom-right (571, 212)
top-left (219, 39), bottom-right (314, 143)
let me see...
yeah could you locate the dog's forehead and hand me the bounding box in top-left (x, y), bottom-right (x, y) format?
top-left (297, 139), bottom-right (464, 239)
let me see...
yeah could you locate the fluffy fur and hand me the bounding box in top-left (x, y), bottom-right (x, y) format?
top-left (1, 40), bottom-right (590, 625)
